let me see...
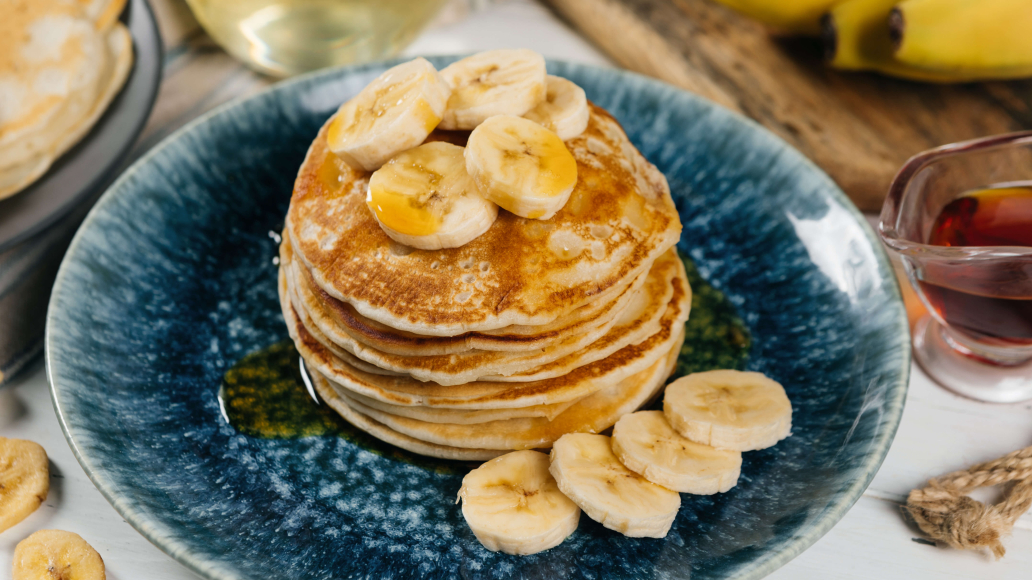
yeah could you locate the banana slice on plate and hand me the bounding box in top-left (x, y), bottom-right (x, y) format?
top-left (367, 141), bottom-right (498, 250)
top-left (523, 76), bottom-right (589, 141)
top-left (664, 370), bottom-right (792, 452)
top-left (13, 530), bottom-right (105, 580)
top-left (549, 433), bottom-right (680, 538)
top-left (612, 411), bottom-right (742, 494)
top-left (458, 450), bottom-right (580, 555)
top-left (465, 115), bottom-right (578, 220)
top-left (327, 57), bottom-right (451, 171)
top-left (439, 49), bottom-right (547, 130)
top-left (0, 437), bottom-right (49, 533)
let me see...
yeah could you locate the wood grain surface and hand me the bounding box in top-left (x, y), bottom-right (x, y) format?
top-left (543, 0), bottom-right (1032, 211)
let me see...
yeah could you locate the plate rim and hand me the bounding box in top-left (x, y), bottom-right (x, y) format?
top-left (46, 56), bottom-right (911, 580)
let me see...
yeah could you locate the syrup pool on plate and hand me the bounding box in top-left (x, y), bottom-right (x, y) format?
top-left (919, 184), bottom-right (1032, 348)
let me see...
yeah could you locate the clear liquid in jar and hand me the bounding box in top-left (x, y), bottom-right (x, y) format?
top-left (185, 0), bottom-right (448, 77)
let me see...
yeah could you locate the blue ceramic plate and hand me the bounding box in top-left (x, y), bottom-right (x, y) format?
top-left (47, 58), bottom-right (909, 580)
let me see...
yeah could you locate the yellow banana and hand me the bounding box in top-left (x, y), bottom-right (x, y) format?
top-left (711, 0), bottom-right (840, 35)
top-left (822, 0), bottom-right (985, 82)
top-left (893, 0), bottom-right (1032, 77)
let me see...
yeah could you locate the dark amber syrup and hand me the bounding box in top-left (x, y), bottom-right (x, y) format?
top-left (922, 185), bottom-right (1032, 346)
top-left (218, 340), bottom-right (470, 474)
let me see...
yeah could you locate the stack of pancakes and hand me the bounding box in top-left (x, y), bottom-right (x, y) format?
top-left (0, 0), bottom-right (133, 199)
top-left (280, 104), bottom-right (689, 460)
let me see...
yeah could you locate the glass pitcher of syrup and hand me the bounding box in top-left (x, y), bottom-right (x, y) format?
top-left (880, 132), bottom-right (1032, 403)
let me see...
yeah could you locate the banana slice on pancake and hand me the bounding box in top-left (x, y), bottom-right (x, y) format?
top-left (523, 76), bottom-right (589, 141)
top-left (439, 49), bottom-right (547, 130)
top-left (367, 141), bottom-right (498, 250)
top-left (13, 530), bottom-right (105, 580)
top-left (465, 115), bottom-right (578, 220)
top-left (458, 450), bottom-right (580, 555)
top-left (327, 57), bottom-right (451, 171)
top-left (664, 370), bottom-right (792, 452)
top-left (611, 411), bottom-right (742, 494)
top-left (549, 433), bottom-right (680, 538)
top-left (0, 437), bottom-right (50, 534)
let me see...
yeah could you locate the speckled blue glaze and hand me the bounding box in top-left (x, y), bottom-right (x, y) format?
top-left (46, 58), bottom-right (909, 580)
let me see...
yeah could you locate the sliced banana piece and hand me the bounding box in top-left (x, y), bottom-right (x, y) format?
top-left (458, 450), bottom-right (580, 555)
top-left (549, 433), bottom-right (679, 538)
top-left (465, 115), bottom-right (577, 220)
top-left (523, 76), bottom-right (589, 141)
top-left (439, 49), bottom-right (547, 130)
top-left (0, 437), bottom-right (49, 533)
top-left (13, 529), bottom-right (105, 580)
top-left (327, 57), bottom-right (451, 171)
top-left (367, 141), bottom-right (498, 250)
top-left (664, 370), bottom-right (792, 452)
top-left (612, 411), bottom-right (742, 494)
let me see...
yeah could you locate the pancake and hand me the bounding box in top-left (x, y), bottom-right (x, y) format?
top-left (317, 272), bottom-right (644, 355)
top-left (310, 370), bottom-right (503, 461)
top-left (336, 389), bottom-right (584, 424)
top-left (0, 3), bottom-right (106, 167)
top-left (286, 245), bottom-right (681, 385)
top-left (332, 330), bottom-right (683, 450)
top-left (298, 245), bottom-right (648, 355)
top-left (0, 0), bottom-right (132, 199)
top-left (280, 233), bottom-right (647, 356)
top-left (80, 0), bottom-right (127, 30)
top-left (287, 103), bottom-right (681, 335)
top-left (284, 267), bottom-right (690, 409)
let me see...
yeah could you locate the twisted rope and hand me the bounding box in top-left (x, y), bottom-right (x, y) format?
top-left (905, 446), bottom-right (1032, 558)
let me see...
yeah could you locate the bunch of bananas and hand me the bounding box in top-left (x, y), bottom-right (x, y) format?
top-left (714, 0), bottom-right (1032, 82)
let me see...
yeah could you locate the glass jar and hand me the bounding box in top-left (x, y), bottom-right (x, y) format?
top-left (185, 0), bottom-right (450, 77)
top-left (879, 132), bottom-right (1032, 403)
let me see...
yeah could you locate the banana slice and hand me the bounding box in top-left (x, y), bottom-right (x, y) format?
top-left (465, 115), bottom-right (577, 220)
top-left (326, 57), bottom-right (451, 171)
top-left (523, 76), bottom-right (589, 141)
top-left (458, 450), bottom-right (580, 555)
top-left (0, 437), bottom-right (49, 533)
top-left (549, 433), bottom-right (679, 538)
top-left (13, 530), bottom-right (105, 580)
top-left (438, 49), bottom-right (547, 130)
top-left (367, 141), bottom-right (498, 250)
top-left (664, 370), bottom-right (792, 452)
top-left (611, 411), bottom-right (742, 494)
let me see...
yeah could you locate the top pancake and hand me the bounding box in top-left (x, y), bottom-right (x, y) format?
top-left (287, 103), bottom-right (681, 336)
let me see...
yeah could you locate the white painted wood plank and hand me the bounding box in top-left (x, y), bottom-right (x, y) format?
top-left (149, 0), bottom-right (202, 51)
top-left (767, 494), bottom-right (1032, 580)
top-left (403, 0), bottom-right (613, 66)
top-left (0, 368), bottom-right (199, 580)
top-left (866, 365), bottom-right (1032, 531)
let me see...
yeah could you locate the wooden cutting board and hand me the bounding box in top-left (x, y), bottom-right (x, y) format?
top-left (543, 0), bottom-right (1032, 211)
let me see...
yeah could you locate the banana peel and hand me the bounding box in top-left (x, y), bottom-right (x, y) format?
top-left (711, 0), bottom-right (841, 35)
top-left (822, 0), bottom-right (1010, 83)
top-left (715, 0), bottom-right (1032, 83)
top-left (893, 0), bottom-right (1032, 77)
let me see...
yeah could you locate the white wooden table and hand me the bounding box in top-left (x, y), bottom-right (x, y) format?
top-left (2, 1), bottom-right (1031, 578)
